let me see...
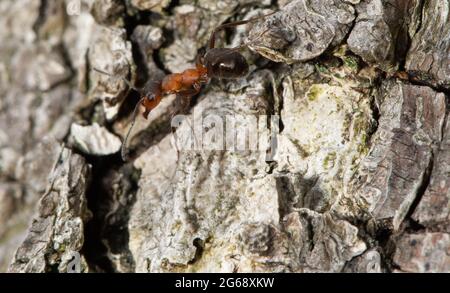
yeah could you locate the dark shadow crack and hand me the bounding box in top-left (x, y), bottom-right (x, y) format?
top-left (80, 152), bottom-right (139, 272)
top-left (187, 237), bottom-right (205, 265)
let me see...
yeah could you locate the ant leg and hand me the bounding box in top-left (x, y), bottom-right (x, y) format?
top-left (171, 91), bottom-right (202, 152)
top-left (171, 94), bottom-right (190, 157)
top-left (195, 53), bottom-right (205, 67)
top-left (171, 91), bottom-right (194, 126)
top-left (192, 82), bottom-right (202, 93)
top-left (176, 84), bottom-right (202, 99)
top-left (208, 11), bottom-right (276, 49)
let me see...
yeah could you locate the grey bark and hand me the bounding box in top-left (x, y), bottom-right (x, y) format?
top-left (0, 0), bottom-right (449, 272)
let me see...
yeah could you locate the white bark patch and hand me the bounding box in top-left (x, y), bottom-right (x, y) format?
top-left (70, 123), bottom-right (122, 155)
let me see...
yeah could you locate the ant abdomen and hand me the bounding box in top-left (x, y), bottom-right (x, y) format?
top-left (204, 48), bottom-right (249, 79)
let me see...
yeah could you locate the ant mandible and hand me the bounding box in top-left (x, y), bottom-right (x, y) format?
top-left (94, 11), bottom-right (275, 161)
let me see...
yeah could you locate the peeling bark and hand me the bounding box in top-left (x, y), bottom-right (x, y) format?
top-left (406, 1), bottom-right (450, 90)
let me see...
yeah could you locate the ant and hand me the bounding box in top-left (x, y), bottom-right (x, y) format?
top-left (94, 11), bottom-right (275, 161)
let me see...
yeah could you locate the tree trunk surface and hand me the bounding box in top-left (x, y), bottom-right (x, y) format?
top-left (0, 0), bottom-right (449, 273)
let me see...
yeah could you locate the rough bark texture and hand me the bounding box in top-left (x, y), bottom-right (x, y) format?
top-left (0, 0), bottom-right (449, 273)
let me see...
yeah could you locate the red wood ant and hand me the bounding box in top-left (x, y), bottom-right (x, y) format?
top-left (94, 11), bottom-right (275, 161)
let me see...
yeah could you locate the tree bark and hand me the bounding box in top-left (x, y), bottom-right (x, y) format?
top-left (0, 0), bottom-right (448, 273)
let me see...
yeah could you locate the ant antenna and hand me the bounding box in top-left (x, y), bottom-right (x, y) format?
top-left (121, 97), bottom-right (145, 161)
top-left (208, 11), bottom-right (276, 49)
top-left (93, 67), bottom-right (144, 161)
top-left (230, 27), bottom-right (271, 52)
top-left (93, 67), bottom-right (140, 92)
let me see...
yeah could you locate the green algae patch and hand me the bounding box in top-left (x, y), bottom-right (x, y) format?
top-left (307, 84), bottom-right (325, 101)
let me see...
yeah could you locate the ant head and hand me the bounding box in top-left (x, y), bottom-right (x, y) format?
top-left (141, 79), bottom-right (162, 98)
top-left (203, 48), bottom-right (249, 79)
